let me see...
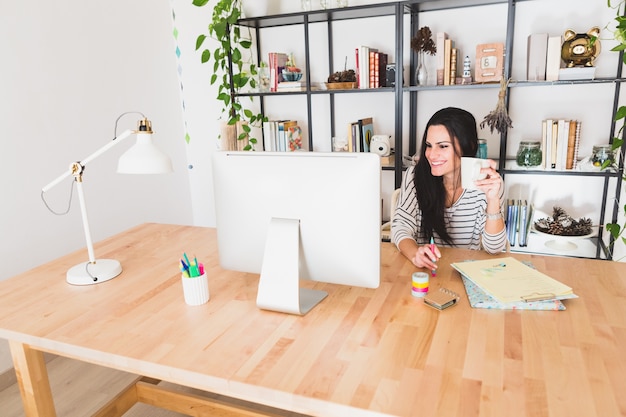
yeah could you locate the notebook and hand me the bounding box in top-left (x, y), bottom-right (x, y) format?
top-left (453, 258), bottom-right (575, 310)
top-left (424, 287), bottom-right (460, 310)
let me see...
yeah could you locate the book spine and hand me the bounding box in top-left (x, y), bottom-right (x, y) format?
top-left (546, 36), bottom-right (562, 81)
top-left (368, 51), bottom-right (378, 88)
top-left (527, 33), bottom-right (548, 81)
top-left (573, 121), bottom-right (582, 169)
top-left (550, 120), bottom-right (558, 169)
top-left (436, 32), bottom-right (447, 86)
top-left (450, 47), bottom-right (457, 85)
top-left (378, 53), bottom-right (388, 87)
top-left (566, 120), bottom-right (577, 169)
top-left (518, 200), bottom-right (528, 247)
top-left (444, 39), bottom-right (452, 86)
top-left (355, 47), bottom-right (360, 88)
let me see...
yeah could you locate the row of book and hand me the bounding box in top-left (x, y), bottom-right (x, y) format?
top-left (355, 46), bottom-right (389, 89)
top-left (542, 119), bottom-right (581, 170)
top-left (527, 33), bottom-right (596, 81)
top-left (346, 117), bottom-right (374, 152)
top-left (506, 199), bottom-right (534, 247)
top-left (262, 120), bottom-right (303, 152)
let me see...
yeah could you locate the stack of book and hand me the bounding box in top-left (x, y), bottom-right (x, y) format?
top-left (541, 119), bottom-right (581, 170)
top-left (436, 33), bottom-right (473, 85)
top-left (527, 33), bottom-right (596, 81)
top-left (262, 120), bottom-right (302, 152)
top-left (345, 117), bottom-right (374, 152)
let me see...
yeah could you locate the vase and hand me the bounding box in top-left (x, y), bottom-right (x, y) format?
top-left (416, 52), bottom-right (428, 86)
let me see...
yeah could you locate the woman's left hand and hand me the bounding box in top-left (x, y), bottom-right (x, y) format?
top-left (475, 159), bottom-right (503, 199)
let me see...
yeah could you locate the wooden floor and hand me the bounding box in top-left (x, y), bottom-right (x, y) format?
top-left (0, 355), bottom-right (307, 417)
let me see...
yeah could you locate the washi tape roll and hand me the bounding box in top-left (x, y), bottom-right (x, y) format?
top-left (412, 272), bottom-right (429, 297)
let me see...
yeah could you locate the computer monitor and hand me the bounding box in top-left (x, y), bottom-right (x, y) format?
top-left (212, 151), bottom-right (381, 315)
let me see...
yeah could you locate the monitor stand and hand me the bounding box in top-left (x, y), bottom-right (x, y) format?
top-left (256, 217), bottom-right (328, 315)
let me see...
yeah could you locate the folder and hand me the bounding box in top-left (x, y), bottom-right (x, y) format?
top-left (451, 257), bottom-right (577, 304)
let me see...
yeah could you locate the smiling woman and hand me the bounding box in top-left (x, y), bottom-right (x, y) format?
top-left (391, 107), bottom-right (507, 268)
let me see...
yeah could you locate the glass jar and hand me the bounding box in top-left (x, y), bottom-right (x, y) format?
top-left (516, 141), bottom-right (542, 167)
top-left (591, 144), bottom-right (615, 167)
top-left (476, 139), bottom-right (487, 159)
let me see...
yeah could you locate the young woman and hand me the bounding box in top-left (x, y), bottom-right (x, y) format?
top-left (391, 107), bottom-right (507, 271)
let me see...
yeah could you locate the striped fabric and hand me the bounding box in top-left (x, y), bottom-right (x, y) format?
top-left (392, 165), bottom-right (507, 254)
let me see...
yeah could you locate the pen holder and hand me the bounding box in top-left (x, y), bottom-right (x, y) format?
top-left (181, 273), bottom-right (209, 305)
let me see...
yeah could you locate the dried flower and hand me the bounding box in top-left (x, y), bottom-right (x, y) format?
top-left (480, 78), bottom-right (513, 134)
top-left (411, 26), bottom-right (437, 55)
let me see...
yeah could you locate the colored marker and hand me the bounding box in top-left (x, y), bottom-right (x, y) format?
top-left (430, 237), bottom-right (437, 277)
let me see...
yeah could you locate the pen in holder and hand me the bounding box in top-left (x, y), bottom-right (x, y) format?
top-left (179, 253), bottom-right (208, 305)
top-left (181, 273), bottom-right (209, 305)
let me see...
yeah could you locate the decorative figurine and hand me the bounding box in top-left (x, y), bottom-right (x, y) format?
top-left (561, 27), bottom-right (601, 67)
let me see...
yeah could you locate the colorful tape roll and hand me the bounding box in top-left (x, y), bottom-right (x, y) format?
top-left (412, 272), bottom-right (429, 297)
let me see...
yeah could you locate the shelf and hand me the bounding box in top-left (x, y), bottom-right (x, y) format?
top-left (238, 3), bottom-right (399, 29)
top-left (510, 232), bottom-right (607, 260)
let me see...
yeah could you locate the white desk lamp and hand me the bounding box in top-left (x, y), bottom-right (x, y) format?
top-left (42, 114), bottom-right (173, 286)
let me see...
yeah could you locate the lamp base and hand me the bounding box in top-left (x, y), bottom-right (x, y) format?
top-left (66, 259), bottom-right (122, 286)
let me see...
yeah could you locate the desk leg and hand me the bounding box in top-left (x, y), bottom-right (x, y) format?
top-left (9, 341), bottom-right (56, 417)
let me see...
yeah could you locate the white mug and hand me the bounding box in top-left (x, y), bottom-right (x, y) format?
top-left (461, 157), bottom-right (490, 189)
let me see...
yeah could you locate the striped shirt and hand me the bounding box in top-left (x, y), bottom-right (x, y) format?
top-left (391, 165), bottom-right (507, 254)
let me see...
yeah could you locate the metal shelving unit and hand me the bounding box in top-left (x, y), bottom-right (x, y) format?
top-left (233, 0), bottom-right (625, 259)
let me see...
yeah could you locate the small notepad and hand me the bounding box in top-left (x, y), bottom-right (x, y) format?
top-left (424, 288), bottom-right (460, 310)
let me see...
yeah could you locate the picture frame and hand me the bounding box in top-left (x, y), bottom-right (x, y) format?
top-left (475, 43), bottom-right (504, 83)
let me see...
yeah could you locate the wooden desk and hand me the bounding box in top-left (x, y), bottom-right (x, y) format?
top-left (1, 223), bottom-right (625, 417)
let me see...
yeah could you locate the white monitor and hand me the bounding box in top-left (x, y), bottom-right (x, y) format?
top-left (212, 151), bottom-right (381, 315)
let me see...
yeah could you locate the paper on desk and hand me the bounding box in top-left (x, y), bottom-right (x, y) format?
top-left (451, 257), bottom-right (577, 304)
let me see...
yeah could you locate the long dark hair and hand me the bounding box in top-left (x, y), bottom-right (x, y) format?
top-left (413, 107), bottom-right (479, 244)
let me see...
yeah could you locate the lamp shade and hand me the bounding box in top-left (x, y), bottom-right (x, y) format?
top-left (117, 132), bottom-right (173, 174)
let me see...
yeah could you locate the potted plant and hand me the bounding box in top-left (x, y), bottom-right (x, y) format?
top-left (193, 0), bottom-right (267, 150)
top-left (605, 1), bottom-right (626, 260)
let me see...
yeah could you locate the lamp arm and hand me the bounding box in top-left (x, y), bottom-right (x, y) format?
top-left (42, 129), bottom-right (134, 193)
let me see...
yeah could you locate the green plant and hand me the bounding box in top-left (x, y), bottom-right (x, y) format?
top-left (606, 0), bottom-right (626, 258)
top-left (193, 0), bottom-right (267, 150)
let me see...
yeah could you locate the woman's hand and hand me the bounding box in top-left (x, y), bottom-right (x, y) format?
top-left (410, 243), bottom-right (441, 270)
top-left (475, 159), bottom-right (503, 200)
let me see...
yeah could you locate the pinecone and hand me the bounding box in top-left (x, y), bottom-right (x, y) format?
top-left (327, 69), bottom-right (356, 83)
top-left (534, 206), bottom-right (592, 236)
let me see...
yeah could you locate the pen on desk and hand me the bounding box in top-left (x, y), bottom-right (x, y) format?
top-left (430, 237), bottom-right (437, 277)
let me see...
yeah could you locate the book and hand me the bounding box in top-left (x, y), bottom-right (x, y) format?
top-left (369, 50), bottom-right (377, 88)
top-left (354, 47), bottom-right (360, 88)
top-left (557, 119), bottom-right (569, 170)
top-left (566, 119), bottom-right (577, 169)
top-left (517, 200), bottom-right (529, 247)
top-left (359, 117), bottom-right (374, 153)
top-left (506, 199), bottom-right (518, 246)
top-left (558, 66), bottom-right (596, 81)
top-left (573, 121), bottom-right (582, 169)
top-left (378, 53), bottom-right (388, 87)
top-left (280, 120), bottom-right (298, 151)
top-left (436, 32), bottom-right (448, 85)
top-left (286, 125), bottom-right (303, 151)
top-left (450, 47), bottom-right (457, 85)
top-left (527, 33), bottom-right (548, 81)
top-left (268, 52), bottom-right (288, 92)
top-left (550, 120), bottom-right (558, 169)
top-left (443, 38), bottom-right (453, 86)
top-left (545, 36), bottom-right (562, 81)
top-left (451, 257), bottom-right (578, 304)
top-left (424, 287), bottom-right (460, 310)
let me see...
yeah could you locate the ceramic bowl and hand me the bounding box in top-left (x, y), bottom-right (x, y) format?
top-left (282, 70), bottom-right (302, 82)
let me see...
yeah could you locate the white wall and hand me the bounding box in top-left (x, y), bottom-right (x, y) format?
top-left (0, 1), bottom-right (193, 374)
